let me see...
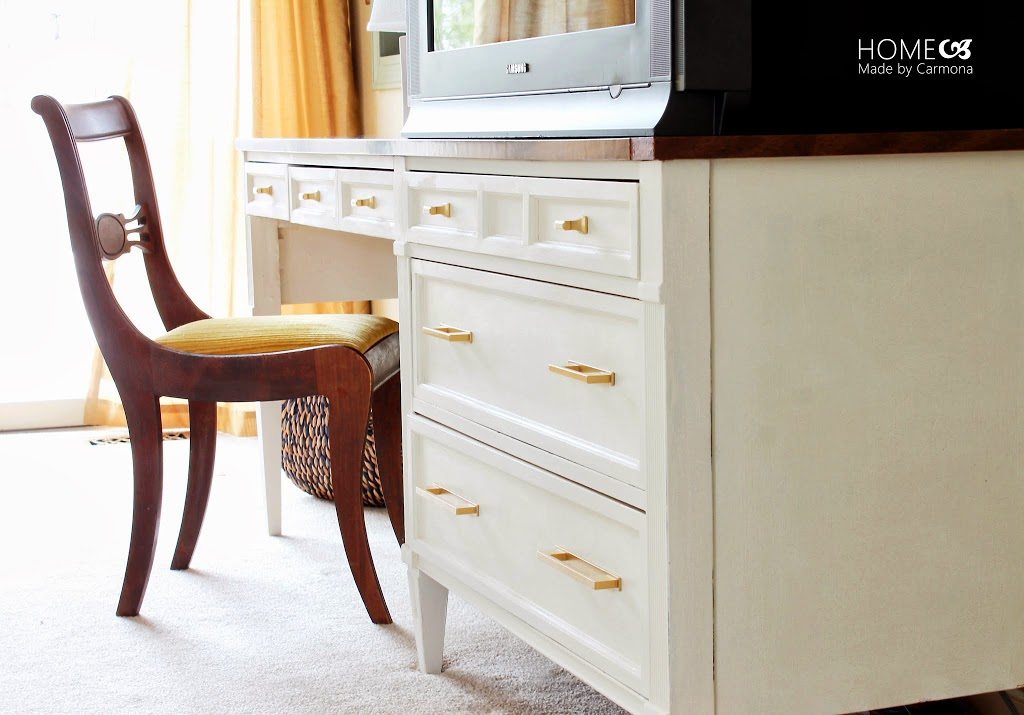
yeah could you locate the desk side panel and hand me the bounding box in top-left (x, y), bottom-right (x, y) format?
top-left (711, 152), bottom-right (1024, 715)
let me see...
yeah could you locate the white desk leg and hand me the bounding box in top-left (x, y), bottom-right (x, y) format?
top-left (255, 400), bottom-right (282, 536)
top-left (409, 567), bottom-right (449, 673)
top-left (247, 215), bottom-right (283, 535)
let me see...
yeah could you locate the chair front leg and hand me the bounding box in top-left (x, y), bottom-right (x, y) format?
top-left (117, 392), bottom-right (164, 617)
top-left (171, 400), bottom-right (217, 570)
top-left (320, 350), bottom-right (391, 625)
top-left (371, 373), bottom-right (404, 546)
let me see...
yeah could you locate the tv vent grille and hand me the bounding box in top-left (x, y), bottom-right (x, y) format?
top-left (674, 1), bottom-right (685, 81)
top-left (650, 0), bottom-right (672, 78)
top-left (407, 0), bottom-right (420, 96)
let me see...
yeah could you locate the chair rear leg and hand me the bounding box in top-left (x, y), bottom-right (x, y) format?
top-left (322, 355), bottom-right (392, 625)
top-left (117, 392), bottom-right (164, 617)
top-left (171, 400), bottom-right (217, 570)
top-left (372, 373), bottom-right (404, 546)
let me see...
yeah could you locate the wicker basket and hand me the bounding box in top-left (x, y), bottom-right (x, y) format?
top-left (280, 395), bottom-right (385, 507)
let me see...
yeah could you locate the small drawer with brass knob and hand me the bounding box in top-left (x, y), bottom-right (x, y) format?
top-left (339, 169), bottom-right (396, 239)
top-left (288, 166), bottom-right (339, 230)
top-left (406, 173), bottom-right (479, 238)
top-left (245, 162), bottom-right (289, 220)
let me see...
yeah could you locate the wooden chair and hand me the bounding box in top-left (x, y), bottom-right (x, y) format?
top-left (32, 94), bottom-right (404, 624)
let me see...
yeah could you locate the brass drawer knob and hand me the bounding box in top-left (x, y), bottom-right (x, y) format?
top-left (417, 485), bottom-right (479, 516)
top-left (352, 196), bottom-right (377, 209)
top-left (300, 190), bottom-right (321, 202)
top-left (554, 216), bottom-right (588, 234)
top-left (538, 549), bottom-right (622, 590)
top-left (254, 185), bottom-right (273, 196)
top-left (548, 361), bottom-right (614, 385)
top-left (422, 325), bottom-right (472, 342)
top-left (424, 203), bottom-right (452, 218)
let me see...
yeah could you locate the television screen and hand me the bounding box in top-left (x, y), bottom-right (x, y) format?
top-left (431, 0), bottom-right (637, 51)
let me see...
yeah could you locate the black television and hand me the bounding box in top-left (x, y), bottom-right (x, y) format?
top-left (401, 0), bottom-right (1023, 138)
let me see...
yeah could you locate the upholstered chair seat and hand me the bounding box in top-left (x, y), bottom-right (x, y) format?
top-left (156, 315), bottom-right (400, 386)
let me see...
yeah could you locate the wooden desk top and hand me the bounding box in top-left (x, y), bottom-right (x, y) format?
top-left (237, 128), bottom-right (1024, 162)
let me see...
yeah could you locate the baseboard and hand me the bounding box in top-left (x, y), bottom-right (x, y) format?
top-left (0, 399), bottom-right (87, 431)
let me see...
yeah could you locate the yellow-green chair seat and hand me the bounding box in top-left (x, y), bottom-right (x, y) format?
top-left (155, 314), bottom-right (399, 356)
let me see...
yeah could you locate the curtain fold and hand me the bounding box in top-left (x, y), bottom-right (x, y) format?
top-left (252, 0), bottom-right (369, 318)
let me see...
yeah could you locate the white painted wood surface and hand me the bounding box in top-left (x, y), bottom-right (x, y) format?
top-left (409, 415), bottom-right (649, 691)
top-left (411, 260), bottom-right (646, 488)
top-left (243, 139), bottom-right (1024, 715)
top-left (711, 151), bottom-right (1024, 715)
top-left (405, 172), bottom-right (639, 278)
top-left (243, 163), bottom-right (399, 538)
top-left (247, 215), bottom-right (284, 536)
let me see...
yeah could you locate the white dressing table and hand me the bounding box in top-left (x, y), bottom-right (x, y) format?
top-left (238, 131), bottom-right (1024, 715)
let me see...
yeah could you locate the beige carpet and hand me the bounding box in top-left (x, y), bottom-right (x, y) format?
top-left (0, 428), bottom-right (628, 715)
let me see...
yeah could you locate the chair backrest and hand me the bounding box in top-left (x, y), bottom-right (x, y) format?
top-left (31, 95), bottom-right (209, 379)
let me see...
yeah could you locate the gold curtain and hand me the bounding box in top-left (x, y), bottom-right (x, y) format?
top-left (252, 0), bottom-right (369, 317)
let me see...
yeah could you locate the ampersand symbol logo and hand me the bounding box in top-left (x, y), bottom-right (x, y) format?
top-left (939, 39), bottom-right (973, 59)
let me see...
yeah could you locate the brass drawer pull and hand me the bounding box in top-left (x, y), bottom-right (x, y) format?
top-left (254, 185), bottom-right (273, 196)
top-left (300, 190), bottom-right (321, 201)
top-left (538, 549), bottom-right (621, 591)
top-left (352, 196), bottom-right (377, 209)
top-left (548, 361), bottom-right (615, 385)
top-left (424, 202), bottom-right (451, 218)
top-left (422, 325), bottom-right (473, 342)
top-left (417, 485), bottom-right (479, 516)
top-left (554, 216), bottom-right (588, 234)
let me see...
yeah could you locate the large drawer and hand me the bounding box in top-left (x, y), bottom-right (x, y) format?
top-left (411, 260), bottom-right (645, 488)
top-left (404, 172), bottom-right (639, 279)
top-left (409, 416), bottom-right (648, 693)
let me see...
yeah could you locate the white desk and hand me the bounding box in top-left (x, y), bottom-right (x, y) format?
top-left (240, 142), bottom-right (399, 535)
top-left (239, 133), bottom-right (1024, 715)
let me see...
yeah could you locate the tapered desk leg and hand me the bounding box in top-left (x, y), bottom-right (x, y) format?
top-left (255, 400), bottom-right (283, 536)
top-left (247, 215), bottom-right (284, 536)
top-left (409, 567), bottom-right (449, 674)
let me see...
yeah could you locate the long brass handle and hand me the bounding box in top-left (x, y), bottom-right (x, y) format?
top-left (538, 549), bottom-right (621, 591)
top-left (554, 216), bottom-right (588, 234)
top-left (300, 190), bottom-right (321, 201)
top-left (254, 185), bottom-right (273, 196)
top-left (548, 361), bottom-right (615, 385)
top-left (422, 325), bottom-right (473, 343)
top-left (417, 485), bottom-right (479, 516)
top-left (424, 203), bottom-right (451, 218)
top-left (352, 196), bottom-right (377, 209)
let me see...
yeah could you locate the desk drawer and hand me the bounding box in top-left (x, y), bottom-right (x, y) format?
top-left (245, 162), bottom-right (288, 220)
top-left (289, 166), bottom-right (339, 230)
top-left (403, 172), bottom-right (638, 279)
top-left (407, 172), bottom-right (479, 237)
top-left (409, 417), bottom-right (648, 693)
top-left (340, 169), bottom-right (396, 239)
top-left (412, 260), bottom-right (644, 488)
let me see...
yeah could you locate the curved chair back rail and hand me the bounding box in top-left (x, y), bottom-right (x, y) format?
top-left (32, 94), bottom-right (403, 624)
